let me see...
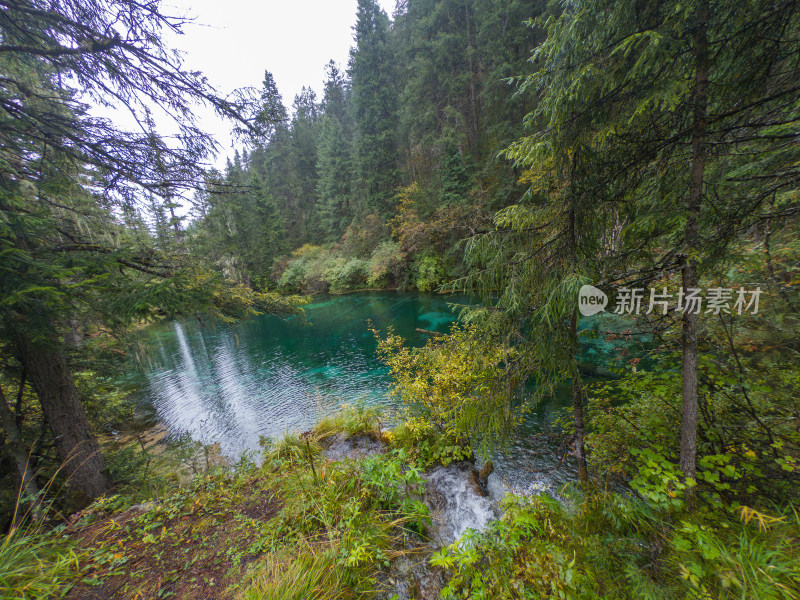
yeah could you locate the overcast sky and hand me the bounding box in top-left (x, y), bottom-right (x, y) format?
top-left (153, 0), bottom-right (397, 166)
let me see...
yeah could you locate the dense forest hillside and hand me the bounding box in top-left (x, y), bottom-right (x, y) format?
top-left (185, 0), bottom-right (546, 293)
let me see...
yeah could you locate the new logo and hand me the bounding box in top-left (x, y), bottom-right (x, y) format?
top-left (578, 285), bottom-right (608, 316)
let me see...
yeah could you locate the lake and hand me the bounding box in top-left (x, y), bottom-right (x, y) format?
top-left (133, 291), bottom-right (640, 491)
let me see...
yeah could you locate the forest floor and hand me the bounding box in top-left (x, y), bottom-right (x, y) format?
top-left (65, 474), bottom-right (283, 600)
top-left (58, 415), bottom-right (440, 600)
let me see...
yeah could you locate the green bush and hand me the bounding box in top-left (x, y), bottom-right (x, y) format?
top-left (432, 486), bottom-right (800, 600)
top-left (366, 241), bottom-right (404, 288)
top-left (277, 257), bottom-right (311, 292)
top-left (414, 251), bottom-right (444, 292)
top-left (374, 325), bottom-right (518, 457)
top-left (388, 416), bottom-right (471, 467)
top-left (278, 246), bottom-right (379, 294)
top-left (324, 257), bottom-right (368, 292)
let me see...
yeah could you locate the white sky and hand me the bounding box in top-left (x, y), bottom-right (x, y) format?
top-left (156, 0), bottom-right (398, 165)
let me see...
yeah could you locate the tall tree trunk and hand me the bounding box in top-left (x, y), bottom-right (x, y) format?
top-left (0, 383), bottom-right (42, 522)
top-left (570, 310), bottom-right (589, 484)
top-left (566, 150), bottom-right (588, 484)
top-left (680, 0), bottom-right (710, 509)
top-left (15, 335), bottom-right (110, 501)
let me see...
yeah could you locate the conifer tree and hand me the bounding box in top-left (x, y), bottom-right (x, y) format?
top-left (0, 0), bottom-right (300, 500)
top-left (316, 62), bottom-right (355, 241)
top-left (503, 0), bottom-right (800, 496)
top-left (349, 0), bottom-right (400, 217)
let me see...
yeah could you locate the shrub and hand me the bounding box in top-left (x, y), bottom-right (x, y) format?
top-left (277, 257), bottom-right (311, 292)
top-left (277, 245), bottom-right (329, 293)
top-left (374, 325), bottom-right (519, 457)
top-left (366, 241), bottom-right (404, 288)
top-left (432, 490), bottom-right (673, 600)
top-left (414, 251), bottom-right (444, 292)
top-left (324, 258), bottom-right (368, 292)
top-left (388, 417), bottom-right (471, 467)
top-left (278, 247), bottom-right (380, 294)
top-left (587, 352), bottom-right (800, 509)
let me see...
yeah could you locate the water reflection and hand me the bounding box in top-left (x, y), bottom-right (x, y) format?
top-left (140, 293), bottom-right (466, 457)
top-left (137, 293), bottom-right (645, 491)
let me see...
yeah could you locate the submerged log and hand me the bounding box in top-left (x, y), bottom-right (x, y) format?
top-left (415, 328), bottom-right (443, 337)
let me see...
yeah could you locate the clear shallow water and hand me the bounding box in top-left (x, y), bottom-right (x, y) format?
top-left (135, 292), bottom-right (469, 457)
top-left (133, 291), bottom-right (645, 491)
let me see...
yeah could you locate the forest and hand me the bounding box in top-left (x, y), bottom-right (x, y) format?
top-left (1, 0), bottom-right (799, 598)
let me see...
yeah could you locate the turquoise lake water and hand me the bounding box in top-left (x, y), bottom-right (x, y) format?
top-left (137, 293), bottom-right (470, 457)
top-left (135, 292), bottom-right (643, 490)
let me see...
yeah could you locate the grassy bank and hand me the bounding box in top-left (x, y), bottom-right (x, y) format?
top-left (4, 404), bottom-right (799, 599)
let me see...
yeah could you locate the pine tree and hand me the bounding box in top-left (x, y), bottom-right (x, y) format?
top-left (316, 62), bottom-right (356, 241)
top-left (506, 0), bottom-right (800, 497)
top-left (349, 0), bottom-right (400, 218)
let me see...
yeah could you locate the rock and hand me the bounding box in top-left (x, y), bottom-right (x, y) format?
top-left (383, 552), bottom-right (445, 600)
top-left (468, 469), bottom-right (487, 497)
top-left (321, 433), bottom-right (384, 461)
top-left (479, 460), bottom-right (494, 483)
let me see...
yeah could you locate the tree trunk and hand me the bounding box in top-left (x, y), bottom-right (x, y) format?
top-left (15, 335), bottom-right (110, 501)
top-left (570, 311), bottom-right (589, 484)
top-left (0, 383), bottom-right (42, 522)
top-left (680, 0), bottom-right (710, 509)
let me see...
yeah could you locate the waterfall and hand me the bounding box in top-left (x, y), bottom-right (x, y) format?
top-left (425, 462), bottom-right (496, 546)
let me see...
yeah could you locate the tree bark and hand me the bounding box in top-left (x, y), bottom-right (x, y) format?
top-left (680, 0), bottom-right (710, 509)
top-left (14, 334), bottom-right (110, 501)
top-left (0, 383), bottom-right (42, 522)
top-left (570, 310), bottom-right (589, 484)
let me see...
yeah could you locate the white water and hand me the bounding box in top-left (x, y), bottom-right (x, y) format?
top-left (425, 462), bottom-right (496, 546)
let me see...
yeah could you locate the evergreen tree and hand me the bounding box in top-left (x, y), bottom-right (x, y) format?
top-left (289, 88), bottom-right (322, 242)
top-left (316, 61), bottom-right (356, 241)
top-left (0, 0), bottom-right (301, 501)
top-left (254, 70), bottom-right (289, 144)
top-left (317, 116), bottom-right (355, 241)
top-left (503, 0), bottom-right (800, 496)
top-left (349, 0), bottom-right (400, 217)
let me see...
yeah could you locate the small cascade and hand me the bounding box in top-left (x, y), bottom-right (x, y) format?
top-left (424, 461), bottom-right (496, 546)
top-left (383, 461), bottom-right (507, 599)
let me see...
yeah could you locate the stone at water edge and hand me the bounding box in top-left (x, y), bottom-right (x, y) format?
top-left (478, 460), bottom-right (494, 486)
top-left (467, 469), bottom-right (486, 497)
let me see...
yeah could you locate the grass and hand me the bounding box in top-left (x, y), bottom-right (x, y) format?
top-left (6, 410), bottom-right (799, 600)
top-left (238, 544), bottom-right (348, 600)
top-left (0, 526), bottom-right (78, 599)
top-left (312, 403), bottom-right (385, 442)
top-left (60, 424), bottom-right (429, 600)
